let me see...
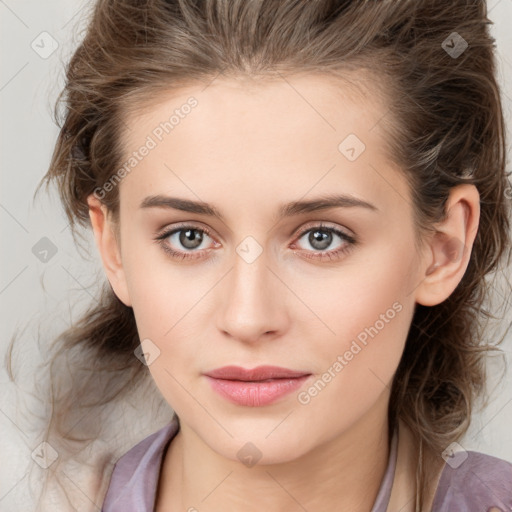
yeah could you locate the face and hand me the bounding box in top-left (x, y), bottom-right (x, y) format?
top-left (100, 73), bottom-right (427, 464)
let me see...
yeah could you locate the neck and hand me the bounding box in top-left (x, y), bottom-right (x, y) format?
top-left (156, 394), bottom-right (393, 512)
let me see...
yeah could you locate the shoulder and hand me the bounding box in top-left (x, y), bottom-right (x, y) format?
top-left (432, 449), bottom-right (512, 512)
top-left (101, 415), bottom-right (180, 512)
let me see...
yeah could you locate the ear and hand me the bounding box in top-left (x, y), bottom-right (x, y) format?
top-left (87, 194), bottom-right (132, 307)
top-left (414, 184), bottom-right (480, 307)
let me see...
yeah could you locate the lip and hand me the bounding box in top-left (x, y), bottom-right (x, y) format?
top-left (204, 365), bottom-right (311, 380)
top-left (203, 365), bottom-right (312, 407)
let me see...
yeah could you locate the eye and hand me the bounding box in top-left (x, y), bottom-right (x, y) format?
top-left (291, 223), bottom-right (356, 261)
top-left (154, 222), bottom-right (357, 262)
top-left (154, 224), bottom-right (219, 261)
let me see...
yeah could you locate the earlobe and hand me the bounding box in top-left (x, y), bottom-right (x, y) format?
top-left (86, 195), bottom-right (132, 307)
top-left (414, 184), bottom-right (480, 307)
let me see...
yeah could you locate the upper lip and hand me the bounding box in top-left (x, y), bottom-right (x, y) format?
top-left (204, 365), bottom-right (311, 381)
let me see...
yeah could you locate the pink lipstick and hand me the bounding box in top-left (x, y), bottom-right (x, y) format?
top-left (203, 365), bottom-right (311, 407)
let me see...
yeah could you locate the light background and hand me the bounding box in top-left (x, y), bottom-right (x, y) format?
top-left (1, 0), bottom-right (512, 510)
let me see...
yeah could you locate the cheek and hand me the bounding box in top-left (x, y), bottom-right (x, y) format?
top-left (289, 239), bottom-right (418, 404)
top-left (120, 246), bottom-right (209, 390)
top-left (121, 241), bottom-right (197, 333)
top-left (294, 237), bottom-right (416, 336)
top-left (293, 256), bottom-right (415, 433)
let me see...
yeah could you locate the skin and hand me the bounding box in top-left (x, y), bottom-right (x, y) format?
top-left (87, 73), bottom-right (480, 511)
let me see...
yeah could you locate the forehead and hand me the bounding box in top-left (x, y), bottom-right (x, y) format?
top-left (121, 71), bottom-right (387, 151)
top-left (116, 72), bottom-right (410, 219)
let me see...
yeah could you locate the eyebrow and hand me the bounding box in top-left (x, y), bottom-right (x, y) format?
top-left (139, 193), bottom-right (378, 221)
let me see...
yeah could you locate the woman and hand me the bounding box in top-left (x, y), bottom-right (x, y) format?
top-left (8, 0), bottom-right (512, 510)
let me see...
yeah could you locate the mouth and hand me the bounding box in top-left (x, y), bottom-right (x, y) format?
top-left (203, 365), bottom-right (312, 407)
top-left (204, 365), bottom-right (310, 381)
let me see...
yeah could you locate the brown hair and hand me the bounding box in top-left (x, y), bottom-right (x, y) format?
top-left (6, 0), bottom-right (511, 509)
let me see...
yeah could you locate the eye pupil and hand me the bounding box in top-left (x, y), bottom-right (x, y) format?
top-left (180, 228), bottom-right (203, 249)
top-left (309, 230), bottom-right (332, 250)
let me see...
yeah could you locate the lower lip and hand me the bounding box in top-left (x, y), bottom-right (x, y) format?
top-left (204, 375), bottom-right (311, 407)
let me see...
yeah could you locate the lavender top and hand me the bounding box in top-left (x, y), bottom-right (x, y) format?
top-left (101, 415), bottom-right (512, 511)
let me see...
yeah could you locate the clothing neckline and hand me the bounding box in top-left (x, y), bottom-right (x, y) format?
top-left (370, 424), bottom-right (399, 512)
top-left (152, 415), bottom-right (399, 511)
top-left (103, 414), bottom-right (512, 512)
top-left (103, 414), bottom-right (400, 511)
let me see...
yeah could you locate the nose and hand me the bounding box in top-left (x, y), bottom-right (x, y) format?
top-left (215, 245), bottom-right (289, 345)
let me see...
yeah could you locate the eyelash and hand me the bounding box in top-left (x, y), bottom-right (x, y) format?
top-left (153, 222), bottom-right (357, 262)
